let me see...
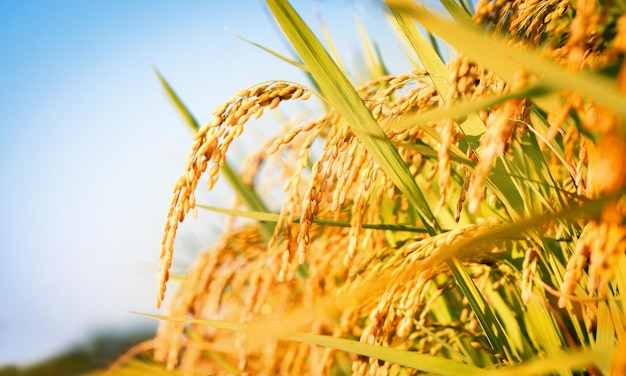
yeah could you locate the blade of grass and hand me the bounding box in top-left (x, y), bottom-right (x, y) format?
top-left (197, 204), bottom-right (432, 233)
top-left (258, 1), bottom-right (323, 96)
top-left (198, 204), bottom-right (570, 242)
top-left (153, 66), bottom-right (275, 239)
top-left (385, 8), bottom-right (450, 100)
top-left (614, 253), bottom-right (626, 314)
top-left (484, 285), bottom-right (533, 359)
top-left (225, 28), bottom-right (309, 73)
top-left (418, 194), bottom-right (617, 272)
top-left (266, 0), bottom-right (440, 233)
top-left (440, 0), bottom-right (473, 24)
top-left (316, 11), bottom-right (348, 78)
top-left (153, 66), bottom-right (199, 135)
top-left (140, 313), bottom-right (611, 375)
top-left (426, 31), bottom-right (444, 61)
top-left (355, 15), bottom-right (389, 80)
top-left (523, 298), bottom-right (565, 360)
top-left (609, 299), bottom-right (626, 343)
top-left (379, 11), bottom-right (542, 356)
top-left (448, 258), bottom-right (520, 363)
top-left (596, 301), bottom-right (614, 375)
top-left (394, 140), bottom-right (474, 166)
top-left (139, 313), bottom-right (486, 376)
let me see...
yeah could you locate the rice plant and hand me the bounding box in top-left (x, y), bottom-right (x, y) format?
top-left (107, 0), bottom-right (626, 374)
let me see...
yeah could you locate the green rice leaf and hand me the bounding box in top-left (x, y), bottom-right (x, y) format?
top-left (198, 204), bottom-right (432, 233)
top-left (524, 298), bottom-right (565, 357)
top-left (219, 162), bottom-right (275, 239)
top-left (447, 258), bottom-right (520, 363)
top-left (440, 0), bottom-right (473, 24)
top-left (139, 313), bottom-right (486, 375)
top-left (226, 28), bottom-right (309, 72)
top-left (317, 12), bottom-right (348, 78)
top-left (152, 66), bottom-right (200, 134)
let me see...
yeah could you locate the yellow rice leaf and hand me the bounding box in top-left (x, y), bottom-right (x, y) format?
top-left (596, 301), bottom-right (615, 375)
top-left (440, 0), bottom-right (473, 24)
top-left (140, 313), bottom-right (487, 376)
top-left (355, 15), bottom-right (389, 81)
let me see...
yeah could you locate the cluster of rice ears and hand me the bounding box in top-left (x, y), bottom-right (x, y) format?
top-left (100, 0), bottom-right (626, 374)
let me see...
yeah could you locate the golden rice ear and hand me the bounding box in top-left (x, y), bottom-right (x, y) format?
top-left (559, 221), bottom-right (593, 308)
top-left (157, 82), bottom-right (315, 308)
top-left (467, 69), bottom-right (528, 214)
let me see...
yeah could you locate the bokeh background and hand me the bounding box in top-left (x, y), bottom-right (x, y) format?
top-left (0, 0), bottom-right (415, 367)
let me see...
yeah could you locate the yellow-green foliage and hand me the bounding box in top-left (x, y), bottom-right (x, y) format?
top-left (109, 0), bottom-right (626, 375)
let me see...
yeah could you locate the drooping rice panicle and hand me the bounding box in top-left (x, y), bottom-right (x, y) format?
top-left (157, 82), bottom-right (314, 308)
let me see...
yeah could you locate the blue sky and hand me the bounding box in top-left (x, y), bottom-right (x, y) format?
top-left (0, 0), bottom-right (415, 366)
